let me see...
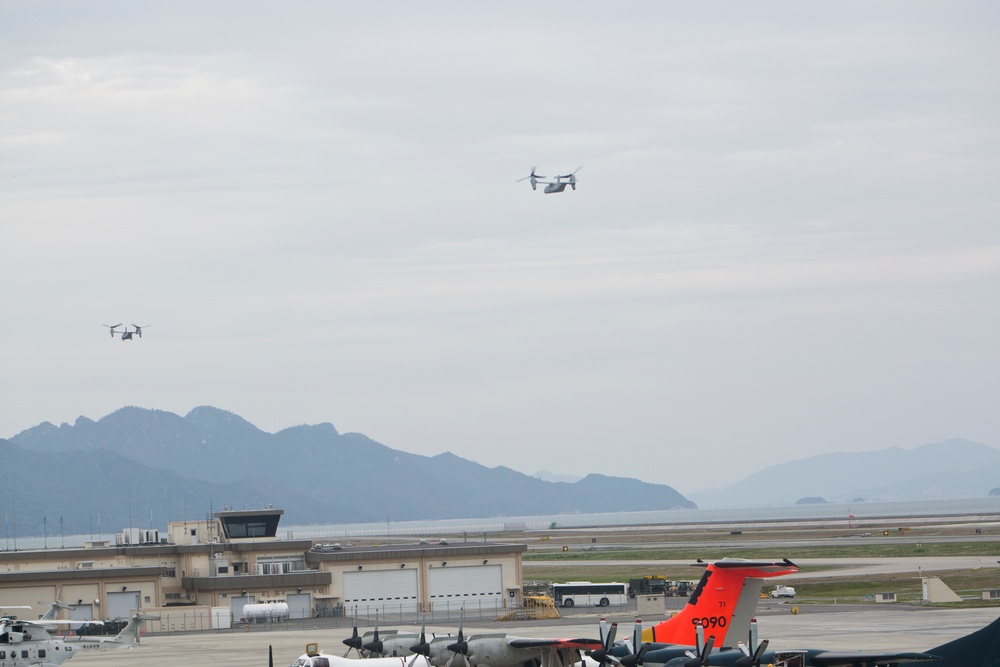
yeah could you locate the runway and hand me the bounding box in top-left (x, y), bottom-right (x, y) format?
top-left (526, 555), bottom-right (1000, 578)
top-left (67, 606), bottom-right (1000, 667)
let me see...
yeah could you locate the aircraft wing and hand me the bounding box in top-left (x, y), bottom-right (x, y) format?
top-left (508, 639), bottom-right (602, 650)
top-left (810, 650), bottom-right (941, 666)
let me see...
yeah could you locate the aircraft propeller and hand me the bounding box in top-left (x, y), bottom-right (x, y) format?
top-left (620, 620), bottom-right (652, 667)
top-left (408, 618), bottom-right (431, 667)
top-left (734, 619), bottom-right (769, 667)
top-left (586, 618), bottom-right (621, 667)
top-left (269, 644), bottom-right (274, 667)
top-left (679, 624), bottom-right (715, 667)
top-left (364, 622), bottom-right (386, 658)
top-left (445, 610), bottom-right (471, 667)
top-left (516, 167), bottom-right (546, 190)
top-left (343, 624), bottom-right (366, 658)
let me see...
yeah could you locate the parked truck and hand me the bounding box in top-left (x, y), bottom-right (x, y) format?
top-left (628, 576), bottom-right (697, 598)
top-left (769, 585), bottom-right (796, 598)
top-left (628, 575), bottom-right (668, 597)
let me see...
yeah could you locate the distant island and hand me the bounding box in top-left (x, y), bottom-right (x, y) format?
top-left (796, 496), bottom-right (829, 505)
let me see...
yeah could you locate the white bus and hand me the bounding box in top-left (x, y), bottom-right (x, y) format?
top-left (552, 581), bottom-right (629, 608)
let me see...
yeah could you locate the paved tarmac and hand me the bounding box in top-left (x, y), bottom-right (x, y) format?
top-left (67, 606), bottom-right (1000, 667)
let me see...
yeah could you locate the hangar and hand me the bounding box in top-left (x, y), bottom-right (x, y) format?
top-left (0, 509), bottom-right (527, 630)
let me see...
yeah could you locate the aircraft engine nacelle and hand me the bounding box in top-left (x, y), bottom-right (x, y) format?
top-left (530, 177), bottom-right (537, 190)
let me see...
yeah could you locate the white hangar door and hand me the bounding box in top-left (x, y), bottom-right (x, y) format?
top-left (106, 591), bottom-right (140, 621)
top-left (287, 592), bottom-right (311, 619)
top-left (428, 565), bottom-right (503, 613)
top-left (343, 569), bottom-right (419, 615)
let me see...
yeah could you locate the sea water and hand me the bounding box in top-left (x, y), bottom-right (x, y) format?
top-left (8, 496), bottom-right (999, 549)
top-left (282, 496), bottom-right (1000, 540)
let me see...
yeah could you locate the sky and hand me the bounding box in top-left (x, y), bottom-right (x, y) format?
top-left (2, 2), bottom-right (998, 495)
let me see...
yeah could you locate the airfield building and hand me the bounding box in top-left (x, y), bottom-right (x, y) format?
top-left (0, 508), bottom-right (526, 630)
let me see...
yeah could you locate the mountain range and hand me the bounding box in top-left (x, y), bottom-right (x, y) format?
top-left (1, 406), bottom-right (693, 536)
top-left (4, 406), bottom-right (997, 538)
top-left (687, 438), bottom-right (1000, 508)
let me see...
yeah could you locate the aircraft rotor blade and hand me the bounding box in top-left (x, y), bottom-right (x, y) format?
top-left (269, 644), bottom-right (274, 667)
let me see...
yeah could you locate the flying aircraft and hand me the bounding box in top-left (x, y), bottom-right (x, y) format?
top-left (623, 613), bottom-right (1000, 667)
top-left (102, 323), bottom-right (150, 340)
top-left (0, 611), bottom-right (151, 666)
top-left (516, 167), bottom-right (581, 193)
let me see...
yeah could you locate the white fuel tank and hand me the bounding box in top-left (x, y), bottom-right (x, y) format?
top-left (241, 602), bottom-right (289, 621)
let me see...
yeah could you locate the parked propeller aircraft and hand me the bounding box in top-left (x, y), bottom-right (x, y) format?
top-left (330, 558), bottom-right (798, 667)
top-left (623, 614), bottom-right (1000, 667)
top-left (0, 611), bottom-right (152, 667)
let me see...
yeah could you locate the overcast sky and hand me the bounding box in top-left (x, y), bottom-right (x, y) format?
top-left (2, 2), bottom-right (998, 495)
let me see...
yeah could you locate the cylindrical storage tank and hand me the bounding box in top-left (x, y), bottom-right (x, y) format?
top-left (241, 602), bottom-right (290, 622)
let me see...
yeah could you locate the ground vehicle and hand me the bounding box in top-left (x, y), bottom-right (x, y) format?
top-left (628, 576), bottom-right (667, 597)
top-left (552, 581), bottom-right (629, 607)
top-left (770, 585), bottom-right (796, 598)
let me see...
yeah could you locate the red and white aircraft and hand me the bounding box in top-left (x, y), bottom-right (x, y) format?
top-left (640, 557), bottom-right (799, 649)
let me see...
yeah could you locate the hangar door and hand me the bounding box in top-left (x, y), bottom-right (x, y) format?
top-left (287, 592), bottom-right (311, 619)
top-left (106, 591), bottom-right (140, 621)
top-left (343, 569), bottom-right (419, 615)
top-left (428, 565), bottom-right (503, 613)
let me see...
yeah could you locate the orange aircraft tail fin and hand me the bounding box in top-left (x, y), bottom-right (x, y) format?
top-left (642, 558), bottom-right (798, 649)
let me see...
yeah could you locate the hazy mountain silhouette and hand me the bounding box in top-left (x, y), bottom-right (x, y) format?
top-left (688, 438), bottom-right (1000, 508)
top-left (6, 406), bottom-right (694, 536)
